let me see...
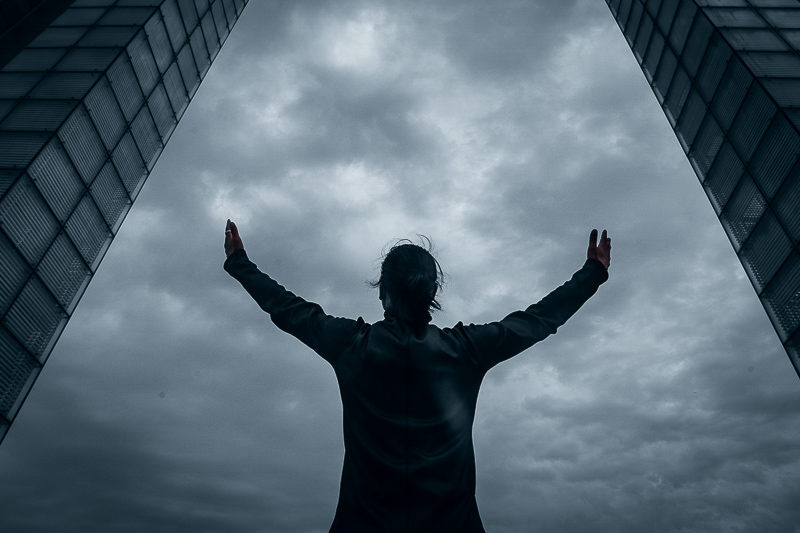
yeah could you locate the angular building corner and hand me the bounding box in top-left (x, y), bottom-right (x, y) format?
top-left (605, 0), bottom-right (800, 379)
top-left (0, 0), bottom-right (248, 444)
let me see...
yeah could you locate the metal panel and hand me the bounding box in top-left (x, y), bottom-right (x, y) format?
top-left (127, 30), bottom-right (159, 95)
top-left (0, 231), bottom-right (30, 316)
top-left (0, 100), bottom-right (78, 132)
top-left (773, 160), bottom-right (800, 241)
top-left (28, 72), bottom-right (100, 100)
top-left (176, 43), bottom-right (200, 96)
top-left (163, 61), bottom-right (188, 118)
top-left (721, 174), bottom-right (766, 249)
top-left (27, 138), bottom-right (85, 222)
top-left (162, 0), bottom-right (188, 51)
top-left (762, 9), bottom-right (800, 29)
top-left (146, 11), bottom-right (173, 74)
top-left (130, 106), bottom-right (161, 169)
top-left (721, 28), bottom-right (790, 51)
top-left (2, 276), bottom-right (66, 362)
top-left (740, 210), bottom-right (793, 292)
top-left (148, 82), bottom-right (175, 139)
top-left (710, 56), bottom-right (752, 130)
top-left (624, 1), bottom-right (645, 45)
top-left (0, 174), bottom-right (60, 265)
top-left (740, 51), bottom-right (800, 77)
top-left (201, 10), bottom-right (219, 58)
top-left (633, 12), bottom-right (655, 63)
top-left (2, 49), bottom-right (66, 72)
top-left (761, 79), bottom-right (800, 108)
top-left (0, 132), bottom-right (50, 169)
top-left (728, 84), bottom-right (776, 163)
top-left (749, 114), bottom-right (800, 200)
top-left (65, 195), bottom-right (110, 269)
top-left (689, 113), bottom-right (724, 179)
top-left (36, 231), bottom-right (90, 311)
top-left (762, 252), bottom-right (800, 342)
top-left (682, 12), bottom-right (714, 77)
top-left (704, 142), bottom-right (745, 213)
top-left (107, 53), bottom-right (144, 122)
top-left (211, 0), bottom-right (229, 41)
top-left (0, 327), bottom-right (39, 421)
top-left (85, 76), bottom-right (127, 151)
top-left (177, 0), bottom-right (199, 34)
top-left (695, 32), bottom-right (731, 102)
top-left (702, 7), bottom-right (766, 27)
top-left (28, 27), bottom-right (87, 48)
top-left (669, 0), bottom-right (698, 56)
top-left (90, 161), bottom-right (130, 231)
top-left (79, 26), bottom-right (138, 47)
top-left (675, 88), bottom-right (706, 150)
top-left (189, 25), bottom-right (210, 76)
top-left (654, 46), bottom-right (678, 103)
top-left (51, 7), bottom-right (105, 26)
top-left (58, 106), bottom-right (107, 184)
top-left (657, 0), bottom-right (680, 34)
top-left (643, 29), bottom-right (665, 82)
top-left (112, 132), bottom-right (147, 194)
top-left (0, 73), bottom-right (42, 99)
top-left (97, 6), bottom-right (155, 25)
top-left (55, 48), bottom-right (121, 73)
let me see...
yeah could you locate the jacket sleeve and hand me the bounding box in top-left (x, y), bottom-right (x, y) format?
top-left (454, 258), bottom-right (609, 372)
top-left (224, 249), bottom-right (364, 364)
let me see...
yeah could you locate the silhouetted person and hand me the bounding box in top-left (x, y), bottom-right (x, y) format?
top-left (224, 221), bottom-right (610, 532)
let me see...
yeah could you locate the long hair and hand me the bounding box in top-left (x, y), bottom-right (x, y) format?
top-left (370, 237), bottom-right (444, 324)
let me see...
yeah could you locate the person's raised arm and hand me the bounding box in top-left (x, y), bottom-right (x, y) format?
top-left (225, 219), bottom-right (245, 258)
top-left (587, 228), bottom-right (611, 270)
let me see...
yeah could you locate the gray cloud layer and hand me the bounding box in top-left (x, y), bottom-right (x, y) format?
top-left (2, 1), bottom-right (799, 531)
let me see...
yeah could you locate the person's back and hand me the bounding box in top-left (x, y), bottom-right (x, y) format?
top-left (223, 222), bottom-right (611, 532)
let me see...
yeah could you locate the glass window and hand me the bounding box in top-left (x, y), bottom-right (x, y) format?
top-left (703, 141), bottom-right (745, 213)
top-left (127, 30), bottom-right (159, 96)
top-left (750, 114), bottom-right (800, 200)
top-left (36, 232), bottom-right (89, 312)
top-left (739, 210), bottom-right (793, 292)
top-left (0, 175), bottom-right (60, 266)
top-left (177, 44), bottom-right (200, 96)
top-left (710, 56), bottom-right (752, 130)
top-left (65, 195), bottom-right (110, 269)
top-left (689, 113), bottom-right (724, 180)
top-left (107, 53), bottom-right (145, 122)
top-left (695, 32), bottom-right (731, 102)
top-left (773, 160), bottom-right (800, 242)
top-left (162, 0), bottom-right (188, 51)
top-left (729, 84), bottom-right (776, 164)
top-left (657, 0), bottom-right (680, 35)
top-left (163, 61), bottom-right (189, 118)
top-left (669, 0), bottom-right (698, 56)
top-left (27, 138), bottom-right (85, 223)
top-left (90, 161), bottom-right (130, 232)
top-left (681, 11), bottom-right (714, 77)
top-left (721, 28), bottom-right (789, 51)
top-left (145, 12), bottom-right (174, 74)
top-left (0, 231), bottom-right (31, 316)
top-left (762, 252), bottom-right (800, 342)
top-left (676, 88), bottom-right (706, 151)
top-left (58, 105), bottom-right (107, 184)
top-left (0, 100), bottom-right (79, 132)
top-left (721, 174), bottom-right (766, 250)
top-left (111, 132), bottom-right (147, 194)
top-left (85, 76), bottom-right (127, 151)
top-left (131, 106), bottom-right (161, 170)
top-left (2, 275), bottom-right (66, 361)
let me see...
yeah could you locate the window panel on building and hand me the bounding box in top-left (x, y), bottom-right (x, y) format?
top-left (695, 32), bottom-right (731, 102)
top-left (0, 327), bottom-right (40, 422)
top-left (85, 76), bottom-right (127, 152)
top-left (682, 13), bottom-right (714, 77)
top-left (704, 142), bottom-right (745, 213)
top-left (739, 210), bottom-right (793, 292)
top-left (710, 55), bottom-right (752, 130)
top-left (720, 174), bottom-right (766, 249)
top-left (146, 12), bottom-right (174, 74)
top-left (127, 30), bottom-right (159, 95)
top-left (111, 132), bottom-right (147, 195)
top-left (772, 159), bottom-right (800, 242)
top-left (28, 72), bottom-right (100, 100)
top-left (728, 84), bottom-right (776, 164)
top-left (669, 0), bottom-right (698, 56)
top-left (27, 138), bottom-right (85, 222)
top-left (0, 174), bottom-right (60, 265)
top-left (0, 231), bottom-right (31, 316)
top-left (36, 231), bottom-right (90, 312)
top-left (2, 275), bottom-right (66, 362)
top-left (749, 114), bottom-right (800, 200)
top-left (65, 195), bottom-right (110, 269)
top-left (107, 53), bottom-right (144, 122)
top-left (90, 160), bottom-right (130, 232)
top-left (58, 106), bottom-right (107, 184)
top-left (762, 251), bottom-right (800, 342)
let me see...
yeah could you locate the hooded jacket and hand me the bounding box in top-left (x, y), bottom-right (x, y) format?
top-left (225, 249), bottom-right (608, 532)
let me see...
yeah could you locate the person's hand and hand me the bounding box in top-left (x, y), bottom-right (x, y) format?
top-left (225, 219), bottom-right (245, 258)
top-left (587, 229), bottom-right (610, 270)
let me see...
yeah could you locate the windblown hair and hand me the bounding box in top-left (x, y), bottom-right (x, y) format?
top-left (370, 237), bottom-right (444, 324)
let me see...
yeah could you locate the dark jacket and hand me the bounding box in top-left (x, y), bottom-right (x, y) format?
top-left (225, 250), bottom-right (608, 532)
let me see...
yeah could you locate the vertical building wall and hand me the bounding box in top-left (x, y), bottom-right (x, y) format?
top-left (0, 0), bottom-right (247, 443)
top-left (605, 0), bottom-right (800, 379)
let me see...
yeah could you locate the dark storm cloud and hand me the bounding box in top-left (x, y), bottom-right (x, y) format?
top-left (2, 1), bottom-right (800, 532)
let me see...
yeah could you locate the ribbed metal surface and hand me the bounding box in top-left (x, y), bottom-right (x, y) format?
top-left (58, 106), bottom-right (107, 184)
top-left (0, 232), bottom-right (30, 316)
top-left (27, 138), bottom-right (85, 222)
top-left (36, 232), bottom-right (89, 310)
top-left (3, 276), bottom-right (66, 360)
top-left (0, 175), bottom-right (60, 265)
top-left (85, 76), bottom-right (127, 151)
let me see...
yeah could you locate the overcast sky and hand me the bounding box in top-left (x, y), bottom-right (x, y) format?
top-left (2, 0), bottom-right (800, 531)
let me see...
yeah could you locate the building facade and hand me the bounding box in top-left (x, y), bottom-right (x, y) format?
top-left (605, 0), bottom-right (800, 378)
top-left (0, 0), bottom-right (247, 443)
